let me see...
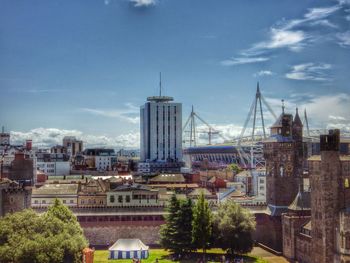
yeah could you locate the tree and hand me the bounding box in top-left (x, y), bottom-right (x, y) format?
top-left (177, 198), bottom-right (194, 253)
top-left (0, 199), bottom-right (88, 263)
top-left (227, 163), bottom-right (242, 175)
top-left (213, 200), bottom-right (256, 255)
top-left (160, 195), bottom-right (194, 255)
top-left (159, 194), bottom-right (181, 253)
top-left (192, 191), bottom-right (212, 257)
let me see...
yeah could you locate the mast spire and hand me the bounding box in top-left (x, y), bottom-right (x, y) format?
top-left (159, 72), bottom-right (162, 97)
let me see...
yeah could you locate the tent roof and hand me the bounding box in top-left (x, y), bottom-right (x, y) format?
top-left (108, 239), bottom-right (149, 251)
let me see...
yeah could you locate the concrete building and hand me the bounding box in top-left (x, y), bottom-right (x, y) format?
top-left (36, 153), bottom-right (70, 176)
top-left (63, 136), bottom-right (83, 157)
top-left (83, 148), bottom-right (117, 171)
top-left (251, 168), bottom-right (266, 201)
top-left (140, 92), bottom-right (182, 165)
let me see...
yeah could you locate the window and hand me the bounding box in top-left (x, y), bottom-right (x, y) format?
top-left (63, 200), bottom-right (66, 204)
top-left (34, 200), bottom-right (38, 204)
top-left (70, 200), bottom-right (74, 204)
top-left (110, 195), bottom-right (115, 203)
top-left (42, 200), bottom-right (46, 204)
top-left (126, 195), bottom-right (130, 203)
top-left (118, 196), bottom-right (123, 203)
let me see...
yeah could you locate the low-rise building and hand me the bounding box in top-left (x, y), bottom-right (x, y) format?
top-left (78, 179), bottom-right (108, 207)
top-left (31, 183), bottom-right (78, 207)
top-left (107, 184), bottom-right (161, 207)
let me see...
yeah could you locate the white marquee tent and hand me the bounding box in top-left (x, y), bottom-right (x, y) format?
top-left (108, 239), bottom-right (149, 260)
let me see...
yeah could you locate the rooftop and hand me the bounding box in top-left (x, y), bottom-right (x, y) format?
top-left (32, 184), bottom-right (78, 195)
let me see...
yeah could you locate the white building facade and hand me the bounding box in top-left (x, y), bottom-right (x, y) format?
top-left (36, 153), bottom-right (70, 176)
top-left (140, 95), bottom-right (182, 163)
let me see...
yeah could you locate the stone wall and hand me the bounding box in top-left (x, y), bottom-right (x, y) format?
top-left (254, 212), bottom-right (283, 252)
top-left (82, 225), bottom-right (161, 246)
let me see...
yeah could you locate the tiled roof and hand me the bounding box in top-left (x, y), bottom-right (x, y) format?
top-left (32, 184), bottom-right (78, 195)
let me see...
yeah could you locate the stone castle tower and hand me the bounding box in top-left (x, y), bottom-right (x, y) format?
top-left (309, 129), bottom-right (350, 262)
top-left (264, 107), bottom-right (304, 216)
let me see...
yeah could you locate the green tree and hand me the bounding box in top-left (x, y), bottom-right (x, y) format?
top-left (160, 196), bottom-right (194, 255)
top-left (177, 198), bottom-right (194, 253)
top-left (159, 194), bottom-right (181, 253)
top-left (0, 199), bottom-right (88, 263)
top-left (213, 200), bottom-right (256, 255)
top-left (192, 191), bottom-right (212, 257)
top-left (227, 163), bottom-right (242, 175)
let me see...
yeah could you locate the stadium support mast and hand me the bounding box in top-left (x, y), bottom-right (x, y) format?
top-left (237, 82), bottom-right (277, 169)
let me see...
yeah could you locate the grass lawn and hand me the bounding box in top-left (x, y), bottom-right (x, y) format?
top-left (93, 249), bottom-right (268, 263)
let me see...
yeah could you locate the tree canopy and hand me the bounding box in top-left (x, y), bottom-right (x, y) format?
top-left (213, 200), bottom-right (256, 255)
top-left (0, 199), bottom-right (88, 263)
top-left (192, 191), bottom-right (212, 254)
top-left (160, 195), bottom-right (194, 255)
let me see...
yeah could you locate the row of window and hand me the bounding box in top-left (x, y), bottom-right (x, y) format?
top-left (78, 215), bottom-right (164, 222)
top-left (109, 195), bottom-right (158, 203)
top-left (33, 199), bottom-right (74, 204)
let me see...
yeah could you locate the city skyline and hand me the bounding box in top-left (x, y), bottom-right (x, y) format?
top-left (1, 0), bottom-right (350, 148)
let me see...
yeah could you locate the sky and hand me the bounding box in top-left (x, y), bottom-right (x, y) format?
top-left (1, 0), bottom-right (350, 149)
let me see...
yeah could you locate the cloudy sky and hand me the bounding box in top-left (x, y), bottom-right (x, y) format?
top-left (1, 0), bottom-right (350, 148)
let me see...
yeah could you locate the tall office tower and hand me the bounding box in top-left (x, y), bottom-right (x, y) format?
top-left (140, 92), bottom-right (182, 164)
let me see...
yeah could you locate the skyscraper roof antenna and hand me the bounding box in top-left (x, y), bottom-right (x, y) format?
top-left (282, 99), bottom-right (285, 114)
top-left (159, 72), bottom-right (162, 97)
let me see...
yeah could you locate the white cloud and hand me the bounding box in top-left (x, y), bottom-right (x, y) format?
top-left (265, 93), bottom-right (350, 132)
top-left (220, 57), bottom-right (269, 66)
top-left (80, 103), bottom-right (140, 124)
top-left (10, 128), bottom-right (140, 149)
top-left (253, 29), bottom-right (307, 52)
top-left (285, 62), bottom-right (332, 81)
top-left (254, 70), bottom-right (275, 77)
top-left (304, 6), bottom-right (341, 20)
top-left (336, 31), bottom-right (350, 47)
top-left (129, 0), bottom-right (156, 7)
top-left (309, 19), bottom-right (338, 28)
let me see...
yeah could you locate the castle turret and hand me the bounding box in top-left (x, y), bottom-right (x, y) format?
top-left (264, 105), bottom-right (302, 217)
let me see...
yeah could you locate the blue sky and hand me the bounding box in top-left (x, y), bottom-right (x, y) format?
top-left (1, 0), bottom-right (350, 148)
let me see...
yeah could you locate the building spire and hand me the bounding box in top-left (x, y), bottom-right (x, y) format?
top-left (282, 99), bottom-right (285, 114)
top-left (159, 72), bottom-right (162, 97)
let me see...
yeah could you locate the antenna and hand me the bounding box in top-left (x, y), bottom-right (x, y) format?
top-left (282, 99), bottom-right (285, 114)
top-left (159, 72), bottom-right (162, 97)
